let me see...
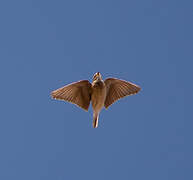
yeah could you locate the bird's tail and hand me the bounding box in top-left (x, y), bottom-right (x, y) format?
top-left (93, 113), bottom-right (99, 128)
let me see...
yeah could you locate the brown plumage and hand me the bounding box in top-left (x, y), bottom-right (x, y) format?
top-left (51, 72), bottom-right (141, 128)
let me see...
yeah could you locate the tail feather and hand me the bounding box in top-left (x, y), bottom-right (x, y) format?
top-left (93, 113), bottom-right (99, 128)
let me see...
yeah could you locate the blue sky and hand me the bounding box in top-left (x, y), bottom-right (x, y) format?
top-left (0, 0), bottom-right (193, 179)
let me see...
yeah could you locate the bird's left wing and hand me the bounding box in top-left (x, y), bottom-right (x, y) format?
top-left (51, 80), bottom-right (92, 111)
top-left (104, 78), bottom-right (141, 109)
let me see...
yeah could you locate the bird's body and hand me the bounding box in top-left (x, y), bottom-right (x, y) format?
top-left (51, 72), bottom-right (141, 128)
top-left (91, 78), bottom-right (106, 128)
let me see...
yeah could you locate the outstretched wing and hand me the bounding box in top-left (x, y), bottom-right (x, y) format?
top-left (51, 80), bottom-right (92, 111)
top-left (104, 78), bottom-right (141, 109)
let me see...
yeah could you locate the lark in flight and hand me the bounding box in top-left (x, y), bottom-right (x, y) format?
top-left (51, 72), bottom-right (141, 128)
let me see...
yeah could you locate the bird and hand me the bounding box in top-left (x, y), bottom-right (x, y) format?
top-left (51, 72), bottom-right (141, 128)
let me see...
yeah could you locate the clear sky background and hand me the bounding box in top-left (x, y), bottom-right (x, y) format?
top-left (0, 0), bottom-right (193, 179)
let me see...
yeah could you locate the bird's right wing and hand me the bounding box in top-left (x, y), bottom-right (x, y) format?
top-left (51, 80), bottom-right (92, 111)
top-left (104, 78), bottom-right (141, 109)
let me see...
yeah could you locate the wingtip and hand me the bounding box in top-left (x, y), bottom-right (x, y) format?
top-left (50, 91), bottom-right (56, 99)
top-left (136, 86), bottom-right (141, 93)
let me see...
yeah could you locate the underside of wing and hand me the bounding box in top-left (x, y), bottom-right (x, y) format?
top-left (51, 80), bottom-right (92, 111)
top-left (104, 78), bottom-right (141, 109)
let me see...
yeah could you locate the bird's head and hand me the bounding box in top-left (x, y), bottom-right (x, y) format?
top-left (92, 72), bottom-right (102, 82)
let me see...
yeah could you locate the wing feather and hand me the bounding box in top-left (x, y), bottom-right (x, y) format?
top-left (104, 78), bottom-right (141, 109)
top-left (51, 80), bottom-right (92, 111)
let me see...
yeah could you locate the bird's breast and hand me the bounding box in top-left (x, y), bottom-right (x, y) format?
top-left (91, 81), bottom-right (106, 111)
